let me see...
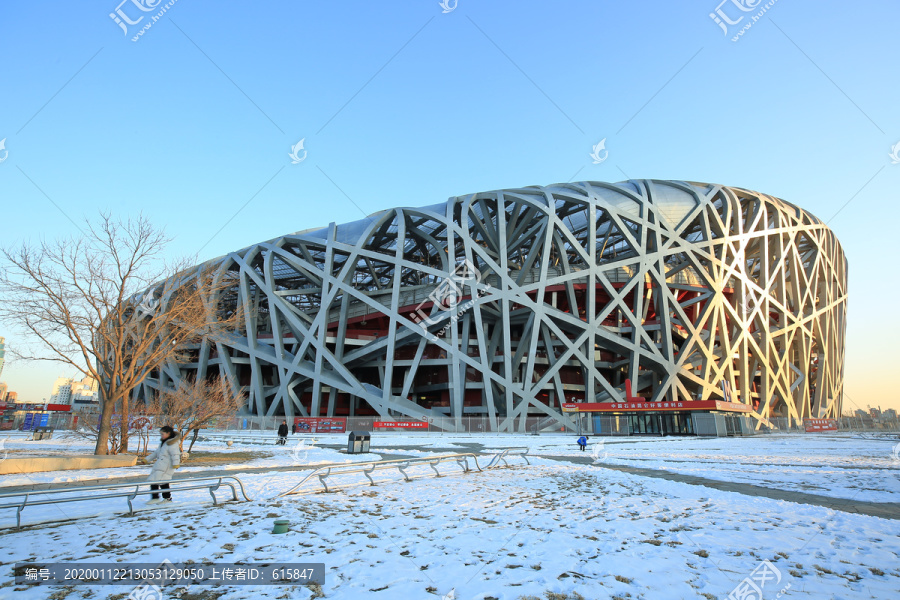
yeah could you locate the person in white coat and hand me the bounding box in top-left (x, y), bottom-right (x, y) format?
top-left (143, 425), bottom-right (181, 504)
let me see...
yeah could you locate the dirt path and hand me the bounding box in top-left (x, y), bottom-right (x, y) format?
top-left (543, 453), bottom-right (900, 520)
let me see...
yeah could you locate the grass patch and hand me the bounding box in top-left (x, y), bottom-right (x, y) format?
top-left (179, 451), bottom-right (268, 467)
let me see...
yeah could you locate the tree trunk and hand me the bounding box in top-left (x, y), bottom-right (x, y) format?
top-left (188, 428), bottom-right (200, 453)
top-left (94, 390), bottom-right (115, 455)
top-left (119, 392), bottom-right (131, 453)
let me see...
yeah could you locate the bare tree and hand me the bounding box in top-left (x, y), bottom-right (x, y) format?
top-left (71, 411), bottom-right (151, 455)
top-left (0, 214), bottom-right (241, 454)
top-left (145, 376), bottom-right (244, 453)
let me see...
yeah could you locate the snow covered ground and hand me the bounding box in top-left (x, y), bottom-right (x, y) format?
top-left (1, 433), bottom-right (898, 599)
top-left (353, 431), bottom-right (900, 503)
top-left (588, 433), bottom-right (900, 504)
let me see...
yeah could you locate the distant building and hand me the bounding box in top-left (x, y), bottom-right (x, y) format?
top-left (0, 384), bottom-right (17, 403)
top-left (50, 376), bottom-right (99, 407)
top-left (852, 409), bottom-right (874, 427)
top-left (0, 336), bottom-right (5, 379)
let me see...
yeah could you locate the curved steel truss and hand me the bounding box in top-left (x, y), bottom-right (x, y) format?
top-left (139, 180), bottom-right (848, 431)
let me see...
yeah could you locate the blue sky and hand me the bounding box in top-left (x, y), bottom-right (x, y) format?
top-left (1, 0), bottom-right (898, 412)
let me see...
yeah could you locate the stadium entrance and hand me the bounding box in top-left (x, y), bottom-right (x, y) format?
top-left (563, 399), bottom-right (753, 437)
top-left (629, 413), bottom-right (695, 436)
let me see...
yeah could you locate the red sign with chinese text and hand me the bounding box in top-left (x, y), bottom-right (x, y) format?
top-left (561, 400), bottom-right (752, 413)
top-left (373, 421), bottom-right (428, 429)
top-left (803, 418), bottom-right (837, 432)
top-left (293, 417), bottom-right (347, 433)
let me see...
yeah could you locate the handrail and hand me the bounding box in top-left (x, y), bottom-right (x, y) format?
top-left (201, 433), bottom-right (320, 445)
top-left (483, 448), bottom-right (531, 468)
top-left (0, 475), bottom-right (252, 528)
top-left (201, 433), bottom-right (282, 444)
top-left (278, 449), bottom-right (530, 497)
top-left (278, 453), bottom-right (480, 496)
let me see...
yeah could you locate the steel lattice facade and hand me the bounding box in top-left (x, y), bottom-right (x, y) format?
top-left (139, 180), bottom-right (847, 432)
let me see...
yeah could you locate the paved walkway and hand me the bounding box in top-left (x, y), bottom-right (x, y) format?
top-left (0, 449), bottom-right (417, 495)
top-left (542, 454), bottom-right (900, 521)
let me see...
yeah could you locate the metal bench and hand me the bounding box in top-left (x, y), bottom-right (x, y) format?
top-left (201, 433), bottom-right (318, 446)
top-left (482, 447), bottom-right (531, 468)
top-left (201, 433), bottom-right (280, 445)
top-left (278, 448), bottom-right (530, 496)
top-left (0, 475), bottom-right (252, 528)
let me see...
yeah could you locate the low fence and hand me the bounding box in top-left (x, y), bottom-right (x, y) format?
top-left (754, 417), bottom-right (900, 434)
top-left (691, 414), bottom-right (755, 436)
top-left (202, 415), bottom-right (576, 435)
top-left (0, 412), bottom-right (81, 432)
top-left (4, 411), bottom-right (897, 436)
top-left (0, 475), bottom-right (252, 528)
top-left (278, 450), bottom-right (531, 496)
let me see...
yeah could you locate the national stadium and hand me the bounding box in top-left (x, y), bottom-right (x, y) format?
top-left (136, 179), bottom-right (848, 435)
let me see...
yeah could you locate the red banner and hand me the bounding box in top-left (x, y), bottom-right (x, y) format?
top-left (373, 421), bottom-right (428, 429)
top-left (562, 400), bottom-right (752, 413)
top-left (804, 418), bottom-right (837, 432)
top-left (45, 404), bottom-right (72, 412)
top-left (293, 417), bottom-right (347, 433)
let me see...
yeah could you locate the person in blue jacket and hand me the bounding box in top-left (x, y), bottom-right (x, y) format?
top-left (577, 435), bottom-right (587, 451)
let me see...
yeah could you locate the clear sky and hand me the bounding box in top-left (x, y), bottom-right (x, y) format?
top-left (1, 0), bottom-right (897, 413)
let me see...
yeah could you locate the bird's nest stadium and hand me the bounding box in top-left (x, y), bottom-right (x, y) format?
top-left (137, 179), bottom-right (847, 435)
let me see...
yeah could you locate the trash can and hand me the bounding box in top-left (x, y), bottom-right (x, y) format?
top-left (347, 431), bottom-right (370, 454)
top-left (34, 427), bottom-right (53, 440)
